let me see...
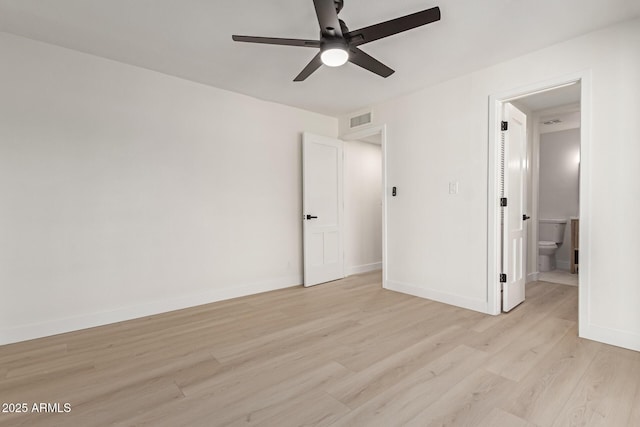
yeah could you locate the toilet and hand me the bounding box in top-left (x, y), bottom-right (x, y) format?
top-left (538, 219), bottom-right (567, 272)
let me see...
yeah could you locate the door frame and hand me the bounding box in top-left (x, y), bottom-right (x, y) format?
top-left (487, 71), bottom-right (591, 336)
top-left (341, 124), bottom-right (388, 287)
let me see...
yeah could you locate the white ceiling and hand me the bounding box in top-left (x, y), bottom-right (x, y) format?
top-left (510, 83), bottom-right (581, 133)
top-left (513, 83), bottom-right (582, 112)
top-left (538, 111), bottom-right (581, 134)
top-left (1, 0), bottom-right (639, 116)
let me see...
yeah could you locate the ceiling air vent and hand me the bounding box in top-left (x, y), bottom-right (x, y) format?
top-left (543, 119), bottom-right (562, 125)
top-left (350, 111), bottom-right (372, 129)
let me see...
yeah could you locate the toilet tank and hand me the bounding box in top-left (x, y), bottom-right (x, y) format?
top-left (539, 219), bottom-right (567, 244)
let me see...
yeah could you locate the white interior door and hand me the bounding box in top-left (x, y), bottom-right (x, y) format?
top-left (502, 103), bottom-right (528, 311)
top-left (302, 133), bottom-right (345, 287)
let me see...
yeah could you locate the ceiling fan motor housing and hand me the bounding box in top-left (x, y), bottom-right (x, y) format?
top-left (320, 18), bottom-right (349, 38)
top-left (320, 36), bottom-right (348, 52)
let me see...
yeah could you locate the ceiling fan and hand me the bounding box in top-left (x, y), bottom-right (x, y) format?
top-left (232, 0), bottom-right (441, 81)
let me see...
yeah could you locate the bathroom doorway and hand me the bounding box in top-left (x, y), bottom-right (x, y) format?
top-left (510, 84), bottom-right (581, 288)
top-left (533, 104), bottom-right (580, 286)
top-left (487, 73), bottom-right (590, 320)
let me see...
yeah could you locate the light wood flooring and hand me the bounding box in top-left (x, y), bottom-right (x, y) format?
top-left (1, 271), bottom-right (639, 426)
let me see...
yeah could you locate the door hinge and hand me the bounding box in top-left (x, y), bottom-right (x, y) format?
top-left (500, 273), bottom-right (507, 283)
top-left (500, 197), bottom-right (507, 207)
top-left (501, 121), bottom-right (508, 131)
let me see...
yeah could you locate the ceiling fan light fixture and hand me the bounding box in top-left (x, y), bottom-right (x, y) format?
top-left (320, 47), bottom-right (349, 67)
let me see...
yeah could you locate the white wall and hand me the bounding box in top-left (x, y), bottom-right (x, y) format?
top-left (344, 140), bottom-right (382, 275)
top-left (0, 33), bottom-right (337, 345)
top-left (340, 18), bottom-right (640, 351)
top-left (539, 129), bottom-right (580, 269)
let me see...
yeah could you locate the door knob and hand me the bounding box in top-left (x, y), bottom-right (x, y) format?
top-left (523, 214), bottom-right (531, 221)
top-left (306, 215), bottom-right (318, 220)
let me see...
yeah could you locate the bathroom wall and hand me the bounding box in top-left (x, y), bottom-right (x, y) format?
top-left (539, 129), bottom-right (580, 269)
top-left (344, 139), bottom-right (383, 275)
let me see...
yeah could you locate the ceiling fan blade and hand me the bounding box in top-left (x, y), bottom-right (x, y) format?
top-left (313, 0), bottom-right (343, 37)
top-left (348, 47), bottom-right (394, 78)
top-left (232, 35), bottom-right (320, 48)
top-left (294, 52), bottom-right (323, 81)
top-left (347, 6), bottom-right (440, 47)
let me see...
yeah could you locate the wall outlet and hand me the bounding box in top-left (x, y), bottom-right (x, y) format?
top-left (449, 181), bottom-right (458, 194)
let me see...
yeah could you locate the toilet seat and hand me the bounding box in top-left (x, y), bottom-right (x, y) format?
top-left (538, 240), bottom-right (557, 248)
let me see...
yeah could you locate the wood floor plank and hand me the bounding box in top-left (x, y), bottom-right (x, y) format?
top-left (230, 390), bottom-right (350, 427)
top-left (505, 324), bottom-right (600, 426)
top-left (333, 304), bottom-right (483, 372)
top-left (5, 354), bottom-right (95, 380)
top-left (171, 356), bottom-right (222, 390)
top-left (63, 377), bottom-right (185, 427)
top-left (0, 362), bottom-right (96, 403)
top-left (329, 345), bottom-right (490, 426)
top-left (470, 281), bottom-right (552, 333)
top-left (627, 381), bottom-right (640, 426)
top-left (179, 338), bottom-right (354, 398)
top-left (119, 362), bottom-right (351, 427)
top-left (0, 348), bottom-right (213, 416)
top-left (2, 377), bottom-right (184, 427)
top-left (0, 343), bottom-right (67, 367)
top-left (484, 316), bottom-right (575, 381)
top-left (210, 313), bottom-right (358, 363)
top-left (327, 325), bottom-right (473, 409)
top-left (476, 407), bottom-right (537, 427)
top-left (0, 270), bottom-right (637, 427)
top-left (548, 284), bottom-right (579, 322)
top-left (405, 369), bottom-right (513, 427)
top-left (551, 345), bottom-right (640, 426)
top-left (465, 309), bottom-right (548, 355)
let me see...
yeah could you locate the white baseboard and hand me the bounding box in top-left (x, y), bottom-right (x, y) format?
top-left (0, 275), bottom-right (302, 346)
top-left (384, 280), bottom-right (488, 314)
top-left (527, 272), bottom-right (539, 283)
top-left (580, 323), bottom-right (640, 352)
top-left (346, 262), bottom-right (382, 276)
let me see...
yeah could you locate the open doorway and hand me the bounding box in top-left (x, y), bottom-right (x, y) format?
top-left (343, 125), bottom-right (388, 286)
top-left (520, 96), bottom-right (581, 287)
top-left (536, 124), bottom-right (580, 286)
top-left (343, 136), bottom-right (383, 276)
top-left (302, 126), bottom-right (387, 288)
top-left (487, 73), bottom-right (590, 331)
